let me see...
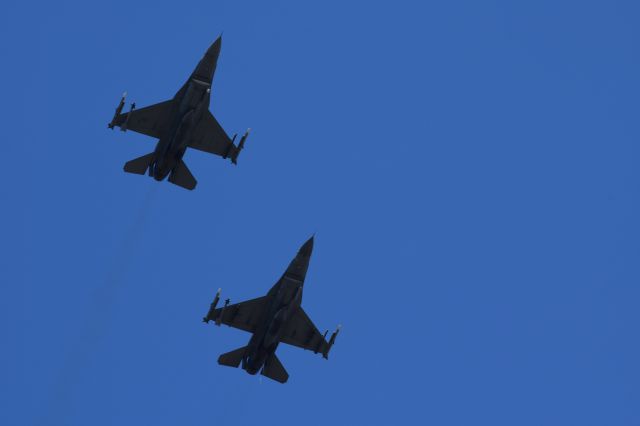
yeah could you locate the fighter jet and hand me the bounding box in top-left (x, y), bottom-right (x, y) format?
top-left (107, 36), bottom-right (249, 190)
top-left (202, 236), bottom-right (340, 383)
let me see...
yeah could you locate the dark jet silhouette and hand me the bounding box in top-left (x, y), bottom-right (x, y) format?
top-left (203, 236), bottom-right (340, 383)
top-left (108, 36), bottom-right (249, 190)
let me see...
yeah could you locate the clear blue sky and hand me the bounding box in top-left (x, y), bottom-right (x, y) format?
top-left (2, 1), bottom-right (639, 425)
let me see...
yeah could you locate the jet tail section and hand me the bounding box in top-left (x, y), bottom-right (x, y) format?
top-left (168, 160), bottom-right (197, 190)
top-left (218, 346), bottom-right (246, 368)
top-left (261, 353), bottom-right (289, 383)
top-left (123, 152), bottom-right (155, 175)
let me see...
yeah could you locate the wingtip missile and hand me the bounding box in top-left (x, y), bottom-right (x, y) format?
top-left (108, 92), bottom-right (127, 129)
top-left (203, 288), bottom-right (222, 323)
top-left (323, 325), bottom-right (341, 359)
top-left (332, 325), bottom-right (342, 341)
top-left (231, 128), bottom-right (250, 165)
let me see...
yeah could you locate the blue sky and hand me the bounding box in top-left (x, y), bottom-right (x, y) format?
top-left (2, 1), bottom-right (639, 425)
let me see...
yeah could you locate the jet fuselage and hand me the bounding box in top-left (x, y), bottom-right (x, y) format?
top-left (150, 80), bottom-right (212, 180)
top-left (241, 240), bottom-right (313, 374)
top-left (148, 39), bottom-right (220, 181)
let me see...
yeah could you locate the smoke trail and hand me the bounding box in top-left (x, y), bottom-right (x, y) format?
top-left (37, 185), bottom-right (158, 426)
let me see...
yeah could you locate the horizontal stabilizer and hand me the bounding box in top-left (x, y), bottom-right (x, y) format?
top-left (168, 160), bottom-right (197, 190)
top-left (218, 346), bottom-right (246, 368)
top-left (261, 353), bottom-right (289, 383)
top-left (123, 152), bottom-right (155, 175)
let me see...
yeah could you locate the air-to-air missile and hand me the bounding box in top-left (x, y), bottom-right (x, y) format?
top-left (225, 128), bottom-right (250, 165)
top-left (202, 288), bottom-right (222, 323)
top-left (108, 92), bottom-right (127, 129)
top-left (322, 325), bottom-right (341, 359)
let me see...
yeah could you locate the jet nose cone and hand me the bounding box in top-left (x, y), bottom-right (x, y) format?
top-left (207, 35), bottom-right (222, 55)
top-left (298, 235), bottom-right (314, 258)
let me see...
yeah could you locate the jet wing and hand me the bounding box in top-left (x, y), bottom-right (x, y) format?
top-left (280, 308), bottom-right (330, 354)
top-left (111, 100), bottom-right (174, 138)
top-left (189, 111), bottom-right (239, 158)
top-left (213, 296), bottom-right (269, 333)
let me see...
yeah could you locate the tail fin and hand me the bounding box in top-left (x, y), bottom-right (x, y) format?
top-left (261, 353), bottom-right (289, 383)
top-left (168, 160), bottom-right (197, 190)
top-left (123, 152), bottom-right (155, 175)
top-left (218, 346), bottom-right (246, 368)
